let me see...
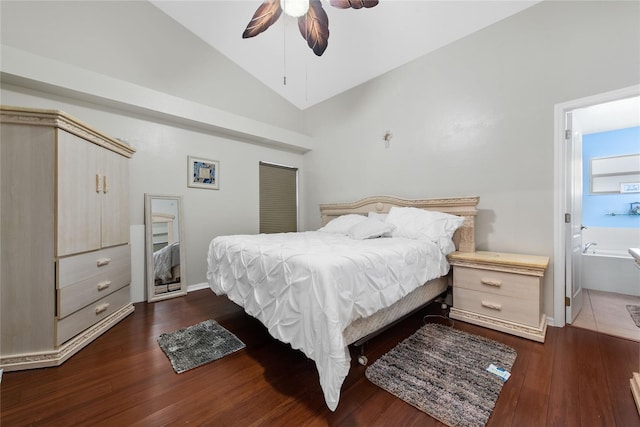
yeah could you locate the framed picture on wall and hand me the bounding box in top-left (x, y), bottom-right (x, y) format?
top-left (188, 156), bottom-right (220, 190)
top-left (620, 182), bottom-right (640, 193)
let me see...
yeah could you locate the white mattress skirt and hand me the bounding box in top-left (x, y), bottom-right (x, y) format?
top-left (343, 276), bottom-right (448, 345)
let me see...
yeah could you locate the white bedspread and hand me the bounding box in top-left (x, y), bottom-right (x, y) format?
top-left (154, 242), bottom-right (179, 281)
top-left (206, 231), bottom-right (450, 411)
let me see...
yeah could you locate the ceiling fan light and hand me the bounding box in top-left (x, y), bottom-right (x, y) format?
top-left (280, 0), bottom-right (309, 17)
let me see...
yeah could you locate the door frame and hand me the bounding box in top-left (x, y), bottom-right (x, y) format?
top-left (553, 84), bottom-right (639, 327)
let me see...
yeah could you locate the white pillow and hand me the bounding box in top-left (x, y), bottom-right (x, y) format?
top-left (348, 218), bottom-right (396, 240)
top-left (318, 214), bottom-right (367, 234)
top-left (386, 207), bottom-right (464, 251)
top-left (367, 211), bottom-right (388, 222)
top-left (436, 236), bottom-right (457, 256)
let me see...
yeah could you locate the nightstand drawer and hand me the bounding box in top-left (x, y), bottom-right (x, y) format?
top-left (448, 250), bottom-right (549, 342)
top-left (453, 287), bottom-right (540, 327)
top-left (453, 266), bottom-right (540, 301)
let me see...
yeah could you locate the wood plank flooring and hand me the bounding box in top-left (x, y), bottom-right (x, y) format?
top-left (2, 289), bottom-right (639, 426)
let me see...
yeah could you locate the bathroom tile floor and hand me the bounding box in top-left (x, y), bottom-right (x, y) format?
top-left (572, 288), bottom-right (640, 342)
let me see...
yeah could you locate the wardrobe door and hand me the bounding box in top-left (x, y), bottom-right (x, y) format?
top-left (57, 130), bottom-right (102, 257)
top-left (1, 123), bottom-right (56, 354)
top-left (101, 148), bottom-right (130, 248)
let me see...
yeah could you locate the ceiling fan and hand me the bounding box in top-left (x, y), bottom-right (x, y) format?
top-left (242, 0), bottom-right (379, 56)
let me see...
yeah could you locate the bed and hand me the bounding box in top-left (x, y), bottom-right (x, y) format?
top-left (207, 195), bottom-right (479, 411)
top-left (152, 213), bottom-right (181, 293)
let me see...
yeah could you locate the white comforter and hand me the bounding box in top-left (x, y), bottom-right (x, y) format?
top-left (153, 242), bottom-right (180, 281)
top-left (206, 231), bottom-right (449, 411)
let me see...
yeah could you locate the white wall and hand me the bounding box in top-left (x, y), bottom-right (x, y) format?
top-left (0, 0), bottom-right (305, 133)
top-left (1, 84), bottom-right (305, 302)
top-left (151, 198), bottom-right (180, 242)
top-left (0, 1), bottom-right (310, 303)
top-left (1, 1), bottom-right (639, 321)
top-left (582, 227), bottom-right (640, 253)
top-left (301, 1), bottom-right (640, 321)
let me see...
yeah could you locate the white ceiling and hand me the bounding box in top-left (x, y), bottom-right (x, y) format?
top-left (150, 0), bottom-right (541, 110)
top-left (575, 96), bottom-right (640, 135)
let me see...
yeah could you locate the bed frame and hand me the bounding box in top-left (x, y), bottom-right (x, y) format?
top-left (319, 195), bottom-right (479, 360)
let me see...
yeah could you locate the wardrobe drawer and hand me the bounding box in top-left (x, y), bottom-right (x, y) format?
top-left (453, 266), bottom-right (540, 300)
top-left (57, 264), bottom-right (130, 319)
top-left (58, 245), bottom-right (130, 288)
top-left (453, 287), bottom-right (540, 327)
top-left (56, 285), bottom-right (130, 346)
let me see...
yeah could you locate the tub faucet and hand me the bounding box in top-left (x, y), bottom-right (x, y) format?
top-left (583, 242), bottom-right (597, 253)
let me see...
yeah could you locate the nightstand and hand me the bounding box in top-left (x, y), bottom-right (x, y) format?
top-left (448, 251), bottom-right (549, 342)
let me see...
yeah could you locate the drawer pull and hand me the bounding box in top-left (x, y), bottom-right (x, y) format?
top-left (481, 301), bottom-right (502, 311)
top-left (96, 257), bottom-right (111, 267)
top-left (95, 303), bottom-right (110, 315)
top-left (97, 281), bottom-right (112, 291)
top-left (95, 174), bottom-right (101, 193)
top-left (481, 278), bottom-right (502, 287)
top-left (103, 175), bottom-right (108, 194)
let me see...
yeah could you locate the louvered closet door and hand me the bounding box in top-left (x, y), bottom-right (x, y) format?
top-left (101, 149), bottom-right (130, 248)
top-left (57, 130), bottom-right (102, 257)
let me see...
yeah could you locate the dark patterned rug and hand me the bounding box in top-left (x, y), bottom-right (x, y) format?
top-left (157, 319), bottom-right (245, 373)
top-left (366, 323), bottom-right (517, 427)
top-left (626, 305), bottom-right (640, 328)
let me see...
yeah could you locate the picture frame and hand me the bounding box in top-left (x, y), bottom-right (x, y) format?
top-left (187, 156), bottom-right (220, 190)
top-left (620, 182), bottom-right (640, 194)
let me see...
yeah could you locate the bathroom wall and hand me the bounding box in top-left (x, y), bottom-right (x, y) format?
top-left (582, 126), bottom-right (640, 229)
top-left (582, 227), bottom-right (640, 253)
top-left (580, 127), bottom-right (639, 296)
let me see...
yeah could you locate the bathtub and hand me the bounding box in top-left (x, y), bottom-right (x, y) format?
top-left (582, 249), bottom-right (640, 296)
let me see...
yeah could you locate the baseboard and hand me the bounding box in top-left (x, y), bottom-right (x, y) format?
top-left (631, 372), bottom-right (640, 415)
top-left (1, 304), bottom-right (134, 372)
top-left (188, 282), bottom-right (209, 292)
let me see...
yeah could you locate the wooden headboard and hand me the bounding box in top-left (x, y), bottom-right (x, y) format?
top-left (319, 195), bottom-right (479, 252)
top-left (151, 212), bottom-right (175, 247)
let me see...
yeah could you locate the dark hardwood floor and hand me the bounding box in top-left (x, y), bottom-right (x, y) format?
top-left (2, 289), bottom-right (639, 426)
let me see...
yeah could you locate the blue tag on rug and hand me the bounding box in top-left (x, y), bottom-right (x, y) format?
top-left (487, 364), bottom-right (511, 381)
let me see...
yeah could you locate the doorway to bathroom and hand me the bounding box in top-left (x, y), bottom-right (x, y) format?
top-left (554, 85), bottom-right (640, 342)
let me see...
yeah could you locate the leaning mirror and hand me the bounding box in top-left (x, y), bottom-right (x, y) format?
top-left (145, 194), bottom-right (187, 302)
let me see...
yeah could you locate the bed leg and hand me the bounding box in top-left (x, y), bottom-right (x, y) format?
top-left (357, 344), bottom-right (368, 366)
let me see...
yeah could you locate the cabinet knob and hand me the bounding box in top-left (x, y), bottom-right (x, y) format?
top-left (97, 281), bottom-right (112, 291)
top-left (481, 278), bottom-right (502, 287)
top-left (96, 257), bottom-right (111, 267)
top-left (481, 301), bottom-right (502, 311)
top-left (95, 303), bottom-right (110, 315)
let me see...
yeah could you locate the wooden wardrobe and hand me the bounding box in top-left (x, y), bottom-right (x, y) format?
top-left (0, 106), bottom-right (135, 371)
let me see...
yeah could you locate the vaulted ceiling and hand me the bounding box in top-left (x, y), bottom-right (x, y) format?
top-left (150, 1), bottom-right (541, 110)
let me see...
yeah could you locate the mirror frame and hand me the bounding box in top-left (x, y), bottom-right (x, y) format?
top-left (145, 193), bottom-right (187, 302)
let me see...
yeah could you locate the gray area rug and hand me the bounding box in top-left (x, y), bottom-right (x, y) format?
top-left (366, 323), bottom-right (517, 427)
top-left (157, 319), bottom-right (245, 373)
top-left (626, 305), bottom-right (640, 328)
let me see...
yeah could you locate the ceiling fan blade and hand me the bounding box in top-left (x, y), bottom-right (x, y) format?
top-left (242, 0), bottom-right (282, 39)
top-left (298, 0), bottom-right (329, 56)
top-left (329, 0), bottom-right (379, 9)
